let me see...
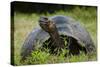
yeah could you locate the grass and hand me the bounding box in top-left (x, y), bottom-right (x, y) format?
top-left (13, 7), bottom-right (97, 65)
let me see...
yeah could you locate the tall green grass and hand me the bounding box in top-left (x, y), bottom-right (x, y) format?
top-left (13, 7), bottom-right (97, 65)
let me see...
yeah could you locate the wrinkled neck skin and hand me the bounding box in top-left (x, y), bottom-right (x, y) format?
top-left (49, 26), bottom-right (64, 48)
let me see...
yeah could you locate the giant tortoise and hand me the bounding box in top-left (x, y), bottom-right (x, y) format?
top-left (21, 15), bottom-right (95, 60)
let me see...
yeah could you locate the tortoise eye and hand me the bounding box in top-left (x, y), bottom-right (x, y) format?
top-left (43, 17), bottom-right (48, 20)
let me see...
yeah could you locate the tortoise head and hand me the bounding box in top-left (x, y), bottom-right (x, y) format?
top-left (39, 16), bottom-right (56, 33)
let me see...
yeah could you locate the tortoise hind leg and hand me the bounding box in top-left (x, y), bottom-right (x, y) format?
top-left (68, 37), bottom-right (80, 55)
top-left (68, 44), bottom-right (80, 55)
top-left (68, 37), bottom-right (89, 55)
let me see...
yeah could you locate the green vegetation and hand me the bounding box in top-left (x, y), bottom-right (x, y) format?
top-left (13, 7), bottom-right (97, 65)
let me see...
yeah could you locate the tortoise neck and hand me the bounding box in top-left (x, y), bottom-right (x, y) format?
top-left (49, 28), bottom-right (64, 48)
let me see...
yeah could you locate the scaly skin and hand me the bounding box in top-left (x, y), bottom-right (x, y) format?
top-left (39, 16), bottom-right (65, 53)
